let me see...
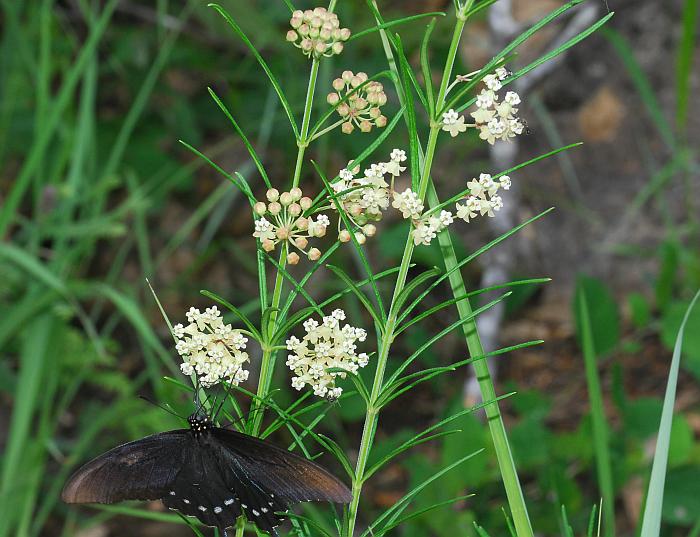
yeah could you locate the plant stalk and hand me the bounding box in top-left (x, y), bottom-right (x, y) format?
top-left (345, 13), bottom-right (467, 536)
top-left (371, 0), bottom-right (534, 534)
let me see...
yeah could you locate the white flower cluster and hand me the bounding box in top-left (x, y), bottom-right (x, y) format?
top-left (441, 67), bottom-right (524, 145)
top-left (285, 309), bottom-right (368, 399)
top-left (286, 7), bottom-right (351, 59)
top-left (392, 188), bottom-right (454, 246)
top-left (327, 71), bottom-right (388, 134)
top-left (332, 149), bottom-right (407, 243)
top-left (455, 173), bottom-right (511, 222)
top-left (471, 68), bottom-right (523, 144)
top-left (253, 188), bottom-right (330, 264)
top-left (174, 306), bottom-right (249, 388)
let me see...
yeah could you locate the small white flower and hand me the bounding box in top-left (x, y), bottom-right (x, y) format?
top-left (499, 175), bottom-right (511, 190)
top-left (495, 66), bottom-right (509, 80)
top-left (441, 109), bottom-right (467, 137)
top-left (483, 73), bottom-right (502, 91)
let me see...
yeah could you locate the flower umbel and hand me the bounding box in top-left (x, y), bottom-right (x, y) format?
top-left (455, 173), bottom-right (511, 222)
top-left (174, 306), bottom-right (249, 388)
top-left (285, 309), bottom-right (368, 400)
top-left (331, 149), bottom-right (407, 242)
top-left (286, 8), bottom-right (351, 59)
top-left (470, 69), bottom-right (524, 144)
top-left (253, 188), bottom-right (329, 263)
top-left (327, 71), bottom-right (388, 134)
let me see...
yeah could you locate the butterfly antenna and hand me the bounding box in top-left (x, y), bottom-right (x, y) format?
top-left (138, 395), bottom-right (184, 420)
top-left (213, 379), bottom-right (236, 422)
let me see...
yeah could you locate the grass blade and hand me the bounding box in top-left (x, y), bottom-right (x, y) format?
top-left (640, 290), bottom-right (700, 537)
top-left (578, 286), bottom-right (615, 537)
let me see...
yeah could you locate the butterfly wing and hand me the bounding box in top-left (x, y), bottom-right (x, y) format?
top-left (62, 430), bottom-right (189, 504)
top-left (210, 427), bottom-right (351, 533)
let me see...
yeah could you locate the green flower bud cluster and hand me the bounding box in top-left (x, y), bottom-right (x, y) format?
top-left (286, 8), bottom-right (351, 59)
top-left (326, 71), bottom-right (388, 134)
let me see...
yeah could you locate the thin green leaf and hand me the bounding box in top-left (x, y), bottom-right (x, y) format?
top-left (208, 3), bottom-right (299, 138)
top-left (364, 450), bottom-right (485, 536)
top-left (393, 34), bottom-right (421, 191)
top-left (208, 87), bottom-right (271, 188)
top-left (640, 290), bottom-right (700, 537)
top-left (420, 18), bottom-right (437, 118)
top-left (398, 277), bottom-right (551, 327)
top-left (348, 11), bottom-right (445, 42)
top-left (578, 288), bottom-right (615, 536)
top-left (391, 292), bottom-right (512, 379)
top-left (379, 494), bottom-right (475, 533)
top-left (200, 289), bottom-right (262, 340)
top-left (326, 264), bottom-right (385, 332)
top-left (405, 209), bottom-right (553, 316)
top-left (394, 266), bottom-right (441, 312)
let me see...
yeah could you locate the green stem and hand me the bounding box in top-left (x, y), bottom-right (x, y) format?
top-left (344, 13), bottom-right (468, 537)
top-left (371, 1), bottom-right (534, 535)
top-left (250, 53), bottom-right (320, 435)
top-left (292, 58), bottom-right (320, 188)
top-left (428, 182), bottom-right (533, 537)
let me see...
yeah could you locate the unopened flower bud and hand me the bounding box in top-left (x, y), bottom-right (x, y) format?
top-left (375, 115), bottom-right (387, 127)
top-left (287, 252), bottom-right (300, 265)
top-left (289, 187), bottom-right (302, 201)
top-left (254, 201), bottom-right (267, 215)
top-left (355, 232), bottom-right (366, 245)
top-left (308, 248), bottom-right (321, 261)
top-left (327, 92), bottom-right (340, 105)
top-left (296, 217), bottom-right (308, 230)
top-left (342, 122), bottom-right (354, 134)
top-left (339, 229), bottom-right (351, 242)
top-left (331, 42), bottom-right (344, 55)
top-left (339, 28), bottom-right (351, 40)
top-left (300, 197), bottom-right (312, 210)
top-left (276, 227), bottom-right (290, 240)
top-left (286, 30), bottom-right (298, 42)
top-left (262, 239), bottom-right (275, 252)
top-left (359, 120), bottom-right (372, 133)
top-left (295, 237), bottom-right (308, 249)
top-left (363, 224), bottom-right (377, 237)
top-left (289, 203), bottom-right (302, 216)
top-left (279, 192), bottom-right (293, 206)
top-left (268, 201), bottom-right (281, 215)
top-left (266, 188), bottom-right (279, 202)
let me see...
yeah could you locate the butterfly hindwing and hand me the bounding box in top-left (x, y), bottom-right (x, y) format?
top-left (61, 430), bottom-right (189, 504)
top-left (212, 428), bottom-right (352, 504)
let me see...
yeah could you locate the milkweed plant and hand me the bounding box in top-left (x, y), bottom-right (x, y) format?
top-left (156, 1), bottom-right (611, 536)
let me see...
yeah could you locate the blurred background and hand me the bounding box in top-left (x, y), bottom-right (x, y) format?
top-left (1, 0), bottom-right (699, 536)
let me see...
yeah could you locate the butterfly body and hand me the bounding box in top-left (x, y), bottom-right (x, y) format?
top-left (62, 413), bottom-right (351, 536)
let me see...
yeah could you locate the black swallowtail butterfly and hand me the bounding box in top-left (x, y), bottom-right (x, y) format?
top-left (62, 412), bottom-right (351, 536)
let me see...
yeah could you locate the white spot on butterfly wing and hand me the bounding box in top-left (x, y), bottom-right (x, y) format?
top-left (224, 499), bottom-right (234, 505)
top-left (261, 507), bottom-right (268, 513)
top-left (252, 509), bottom-right (260, 516)
top-left (241, 503), bottom-right (247, 508)
top-left (169, 491), bottom-right (176, 496)
top-left (183, 499), bottom-right (190, 504)
top-left (214, 506), bottom-right (222, 514)
top-left (198, 506), bottom-right (207, 512)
